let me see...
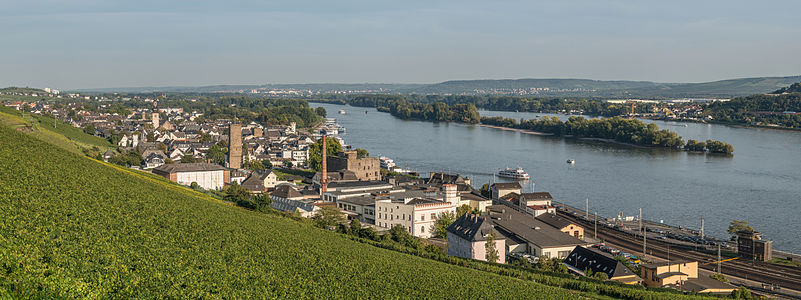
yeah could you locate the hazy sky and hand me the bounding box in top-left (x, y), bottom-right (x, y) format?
top-left (2, 0), bottom-right (800, 89)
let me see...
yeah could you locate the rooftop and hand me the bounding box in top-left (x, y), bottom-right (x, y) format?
top-left (492, 182), bottom-right (522, 189)
top-left (536, 213), bottom-right (576, 229)
top-left (488, 205), bottom-right (585, 248)
top-left (446, 214), bottom-right (496, 242)
top-left (563, 246), bottom-right (639, 279)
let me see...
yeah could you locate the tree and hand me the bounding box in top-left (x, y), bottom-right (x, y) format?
top-left (355, 148), bottom-right (369, 158)
top-left (728, 219), bottom-right (754, 236)
top-left (190, 182), bottom-right (200, 190)
top-left (349, 219), bottom-right (361, 234)
top-left (389, 225), bottom-right (421, 249)
top-left (283, 160), bottom-right (294, 168)
top-left (485, 231), bottom-right (499, 263)
top-left (223, 182), bottom-right (250, 204)
top-left (83, 124), bottom-right (96, 135)
top-left (308, 137), bottom-right (343, 171)
top-left (180, 155), bottom-right (197, 163)
top-left (433, 212), bottom-right (456, 239)
top-left (456, 204), bottom-right (472, 217)
top-left (315, 106), bottom-right (327, 117)
top-left (313, 206), bottom-right (345, 229)
top-left (206, 144), bottom-right (226, 164)
top-left (200, 132), bottom-right (212, 142)
top-left (165, 158), bottom-right (175, 164)
top-left (731, 286), bottom-right (752, 299)
top-left (249, 194), bottom-right (273, 212)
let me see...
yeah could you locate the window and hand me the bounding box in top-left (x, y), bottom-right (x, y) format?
top-left (431, 213), bottom-right (435, 220)
top-left (421, 226), bottom-right (425, 233)
top-left (421, 215), bottom-right (425, 221)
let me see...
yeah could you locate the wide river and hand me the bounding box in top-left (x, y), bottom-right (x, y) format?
top-left (311, 103), bottom-right (801, 253)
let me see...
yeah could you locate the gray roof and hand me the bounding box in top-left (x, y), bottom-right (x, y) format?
top-left (270, 197), bottom-right (314, 213)
top-left (447, 214), bottom-right (496, 242)
top-left (492, 182), bottom-right (522, 189)
top-left (272, 184), bottom-right (303, 199)
top-left (521, 192), bottom-right (553, 201)
top-left (337, 196), bottom-right (375, 206)
top-left (563, 246), bottom-right (638, 279)
top-left (489, 205), bottom-right (585, 248)
top-left (535, 213), bottom-right (576, 230)
top-left (327, 180), bottom-right (390, 189)
top-left (153, 162), bottom-right (225, 173)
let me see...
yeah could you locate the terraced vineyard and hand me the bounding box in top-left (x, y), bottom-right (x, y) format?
top-left (0, 124), bottom-right (719, 298)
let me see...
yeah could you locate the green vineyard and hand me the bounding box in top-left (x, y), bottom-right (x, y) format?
top-left (0, 123), bottom-right (718, 299)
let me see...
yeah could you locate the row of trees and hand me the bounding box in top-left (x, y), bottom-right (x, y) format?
top-left (314, 94), bottom-right (644, 117)
top-left (481, 115), bottom-right (734, 153)
top-left (685, 139), bottom-right (735, 154)
top-left (705, 86), bottom-right (801, 128)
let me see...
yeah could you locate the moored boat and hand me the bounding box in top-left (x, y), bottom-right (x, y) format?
top-left (497, 167), bottom-right (530, 180)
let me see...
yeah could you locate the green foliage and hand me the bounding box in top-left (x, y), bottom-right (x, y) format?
top-left (355, 148), bottom-right (369, 158)
top-left (223, 182), bottom-right (250, 204)
top-left (82, 124), bottom-right (96, 135)
top-left (684, 139), bottom-right (707, 152)
top-left (485, 232), bottom-right (499, 263)
top-left (315, 106), bottom-right (327, 117)
top-left (235, 193), bottom-right (273, 213)
top-left (308, 136), bottom-right (343, 171)
top-left (456, 204), bottom-right (472, 217)
top-left (727, 219), bottom-right (754, 235)
top-left (433, 212), bottom-right (456, 239)
top-left (312, 206), bottom-right (346, 229)
top-left (205, 144), bottom-right (226, 164)
top-left (482, 115), bottom-right (692, 149)
top-left (705, 139), bottom-right (734, 154)
top-left (108, 150), bottom-right (143, 167)
top-left (730, 286), bottom-right (752, 299)
top-left (180, 155), bottom-right (197, 163)
top-left (709, 273), bottom-right (729, 283)
top-left (706, 87), bottom-right (801, 128)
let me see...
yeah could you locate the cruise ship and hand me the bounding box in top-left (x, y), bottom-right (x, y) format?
top-left (497, 167), bottom-right (530, 180)
top-left (379, 156), bottom-right (396, 169)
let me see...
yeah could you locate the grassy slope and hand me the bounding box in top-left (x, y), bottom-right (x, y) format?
top-left (0, 125), bottom-right (591, 298)
top-left (0, 106), bottom-right (112, 151)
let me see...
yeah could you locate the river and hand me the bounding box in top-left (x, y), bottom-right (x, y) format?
top-left (311, 103), bottom-right (801, 253)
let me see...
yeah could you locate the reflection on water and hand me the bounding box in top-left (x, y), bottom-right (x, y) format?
top-left (312, 103), bottom-right (801, 253)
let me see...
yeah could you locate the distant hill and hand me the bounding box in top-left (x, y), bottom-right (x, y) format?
top-left (772, 82), bottom-right (801, 94)
top-left (76, 83), bottom-right (425, 94)
top-left (0, 86), bottom-right (48, 94)
top-left (623, 76), bottom-right (801, 98)
top-left (70, 75), bottom-right (801, 99)
top-left (414, 78), bottom-right (661, 94)
top-left (411, 76), bottom-right (801, 98)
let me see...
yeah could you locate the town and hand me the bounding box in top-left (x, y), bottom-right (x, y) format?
top-left (5, 91), bottom-right (798, 299)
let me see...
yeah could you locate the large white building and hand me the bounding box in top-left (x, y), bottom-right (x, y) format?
top-left (152, 163), bottom-right (229, 190)
top-left (374, 185), bottom-right (458, 238)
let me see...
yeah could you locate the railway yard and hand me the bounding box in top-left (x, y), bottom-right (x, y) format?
top-left (553, 203), bottom-right (801, 299)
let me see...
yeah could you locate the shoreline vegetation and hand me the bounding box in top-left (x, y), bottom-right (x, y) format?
top-left (311, 98), bottom-right (734, 155)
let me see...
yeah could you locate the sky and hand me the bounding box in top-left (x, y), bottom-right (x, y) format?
top-left (1, 0), bottom-right (800, 89)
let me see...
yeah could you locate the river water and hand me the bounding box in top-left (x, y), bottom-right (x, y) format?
top-left (311, 103), bottom-right (801, 253)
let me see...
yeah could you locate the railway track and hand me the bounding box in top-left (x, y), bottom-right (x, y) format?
top-left (558, 211), bottom-right (801, 291)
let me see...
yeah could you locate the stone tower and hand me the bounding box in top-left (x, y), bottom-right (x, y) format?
top-left (151, 112), bottom-right (160, 129)
top-left (229, 124), bottom-right (242, 169)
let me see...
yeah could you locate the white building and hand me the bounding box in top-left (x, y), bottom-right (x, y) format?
top-left (152, 163), bottom-right (228, 190)
top-left (374, 185), bottom-right (458, 238)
